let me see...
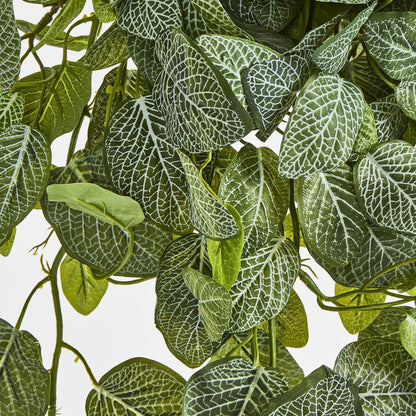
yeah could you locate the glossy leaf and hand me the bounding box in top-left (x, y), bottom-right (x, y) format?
top-left (400, 309), bottom-right (416, 359)
top-left (0, 318), bottom-right (49, 416)
top-left (359, 309), bottom-right (407, 342)
top-left (0, 227), bottom-right (15, 256)
top-left (0, 92), bottom-right (24, 130)
top-left (86, 358), bottom-right (185, 415)
top-left (395, 80), bottom-right (416, 120)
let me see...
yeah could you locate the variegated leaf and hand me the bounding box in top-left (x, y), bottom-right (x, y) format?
top-left (352, 102), bottom-right (378, 155)
top-left (395, 80), bottom-right (416, 120)
top-left (400, 309), bottom-right (416, 359)
top-left (180, 0), bottom-right (211, 37)
top-left (92, 0), bottom-right (115, 22)
top-left (383, 0), bottom-right (416, 11)
top-left (0, 92), bottom-right (24, 131)
top-left (359, 309), bottom-right (407, 342)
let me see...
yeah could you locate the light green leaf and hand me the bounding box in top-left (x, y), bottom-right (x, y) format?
top-left (334, 339), bottom-right (416, 416)
top-left (0, 125), bottom-right (50, 246)
top-left (298, 164), bottom-right (367, 266)
top-left (359, 309), bottom-right (407, 342)
top-left (352, 102), bottom-right (378, 155)
top-left (86, 358), bottom-right (185, 416)
top-left (105, 97), bottom-right (192, 234)
top-left (354, 141), bottom-right (416, 235)
top-left (182, 267), bottom-right (232, 341)
top-left (207, 204), bottom-right (244, 290)
top-left (116, 0), bottom-right (182, 39)
top-left (0, 92), bottom-right (24, 131)
top-left (80, 23), bottom-right (128, 70)
top-left (229, 236), bottom-right (300, 332)
top-left (361, 12), bottom-right (416, 81)
top-left (0, 227), bottom-right (15, 256)
top-left (153, 29), bottom-right (253, 153)
top-left (155, 234), bottom-right (226, 367)
top-left (0, 318), bottom-right (50, 416)
top-left (92, 0), bottom-right (115, 22)
top-left (218, 144), bottom-right (290, 256)
top-left (262, 365), bottom-right (364, 416)
top-left (400, 309), bottom-right (416, 359)
top-left (313, 3), bottom-right (376, 74)
top-left (33, 0), bottom-right (86, 52)
top-left (335, 283), bottom-right (386, 334)
top-left (60, 255), bottom-right (108, 315)
top-left (178, 150), bottom-right (239, 240)
top-left (0, 0), bottom-right (20, 93)
top-left (47, 183), bottom-right (144, 229)
top-left (395, 80), bottom-right (416, 120)
top-left (278, 74), bottom-right (366, 178)
top-left (183, 357), bottom-right (290, 416)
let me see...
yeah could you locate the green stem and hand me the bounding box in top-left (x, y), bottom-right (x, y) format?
top-left (107, 276), bottom-right (155, 285)
top-left (317, 297), bottom-right (411, 312)
top-left (268, 319), bottom-right (277, 368)
top-left (86, 15), bottom-right (101, 49)
top-left (226, 332), bottom-right (253, 357)
top-left (251, 327), bottom-right (260, 367)
top-left (48, 248), bottom-right (66, 416)
top-left (61, 342), bottom-right (98, 386)
top-left (66, 106), bottom-right (88, 164)
top-left (289, 180), bottom-right (300, 250)
top-left (15, 277), bottom-right (50, 329)
top-left (299, 269), bottom-right (332, 302)
top-left (375, 0), bottom-right (394, 11)
top-left (105, 61), bottom-right (127, 125)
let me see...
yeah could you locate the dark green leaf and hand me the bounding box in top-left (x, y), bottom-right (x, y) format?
top-left (0, 227), bottom-right (15, 256)
top-left (0, 92), bottom-right (24, 131)
top-left (359, 309), bottom-right (407, 342)
top-left (395, 80), bottom-right (416, 120)
top-left (400, 309), bottom-right (416, 359)
top-left (352, 102), bottom-right (378, 156)
top-left (180, 0), bottom-right (211, 37)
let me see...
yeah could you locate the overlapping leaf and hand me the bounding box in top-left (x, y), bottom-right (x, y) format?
top-left (395, 80), bottom-right (416, 120)
top-left (334, 339), bottom-right (416, 416)
top-left (0, 92), bottom-right (24, 131)
top-left (0, 318), bottom-right (49, 416)
top-left (180, 0), bottom-right (211, 38)
top-left (183, 357), bottom-right (290, 416)
top-left (359, 309), bottom-right (407, 342)
top-left (384, 0), bottom-right (416, 11)
top-left (0, 227), bottom-right (15, 256)
top-left (86, 358), bottom-right (185, 415)
top-left (92, 0), bottom-right (115, 22)
top-left (352, 102), bottom-right (377, 155)
top-left (400, 309), bottom-right (416, 359)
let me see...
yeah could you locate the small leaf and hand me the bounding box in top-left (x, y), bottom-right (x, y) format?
top-left (400, 309), bottom-right (416, 359)
top-left (60, 255), bottom-right (108, 315)
top-left (0, 227), bottom-right (15, 256)
top-left (352, 102), bottom-right (378, 155)
top-left (395, 80), bottom-right (416, 120)
top-left (359, 309), bottom-right (407, 342)
top-left (0, 92), bottom-right (24, 130)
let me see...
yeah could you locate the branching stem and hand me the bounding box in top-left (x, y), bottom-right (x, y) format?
top-left (62, 342), bottom-right (98, 386)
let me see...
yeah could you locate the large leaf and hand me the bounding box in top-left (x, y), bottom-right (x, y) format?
top-left (229, 236), bottom-right (300, 332)
top-left (152, 29), bottom-right (253, 153)
top-left (0, 92), bottom-right (24, 131)
top-left (400, 309), bottom-right (416, 359)
top-left (0, 0), bottom-right (20, 93)
top-left (183, 357), bottom-right (290, 416)
top-left (354, 141), bottom-right (416, 235)
top-left (0, 125), bottom-right (50, 246)
top-left (278, 74), bottom-right (366, 178)
top-left (0, 318), bottom-right (49, 416)
top-left (155, 234), bottom-right (226, 367)
top-left (85, 358), bottom-right (185, 415)
top-left (361, 12), bottom-right (416, 81)
top-left (395, 80), bottom-right (416, 120)
top-left (105, 97), bottom-right (192, 234)
top-left (297, 164), bottom-right (367, 266)
top-left (334, 339), bottom-right (416, 416)
top-left (116, 0), bottom-right (182, 39)
top-left (262, 366), bottom-right (364, 416)
top-left (359, 309), bottom-right (407, 342)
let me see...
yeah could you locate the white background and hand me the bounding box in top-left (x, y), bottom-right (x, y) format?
top-left (3, 2), bottom-right (357, 414)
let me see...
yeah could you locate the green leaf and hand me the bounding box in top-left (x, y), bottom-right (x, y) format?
top-left (180, 0), bottom-right (211, 38)
top-left (116, 0), bottom-right (182, 39)
top-left (278, 74), bottom-right (366, 178)
top-left (105, 97), bottom-right (192, 234)
top-left (334, 339), bottom-right (416, 416)
top-left (218, 144), bottom-right (290, 256)
top-left (298, 164), bottom-right (367, 266)
top-left (354, 141), bottom-right (416, 235)
top-left (400, 309), bottom-right (416, 359)
top-left (207, 204), bottom-right (244, 290)
top-left (80, 24), bottom-right (128, 70)
top-left (85, 358), bottom-right (185, 415)
top-left (92, 0), bottom-right (115, 22)
top-left (335, 283), bottom-right (386, 334)
top-left (182, 266), bottom-right (232, 341)
top-left (402, 115), bottom-right (416, 145)
top-left (153, 29), bottom-right (253, 153)
top-left (359, 309), bottom-right (407, 342)
top-left (283, 211), bottom-right (306, 248)
top-left (314, 0), bottom-right (367, 3)
top-left (361, 12), bottom-right (416, 81)
top-left (47, 183), bottom-right (144, 229)
top-left (210, 145), bottom-right (237, 193)
top-left (395, 80), bottom-right (416, 120)
top-left (229, 236), bottom-right (300, 332)
top-left (155, 234), bottom-right (226, 367)
top-left (0, 318), bottom-right (49, 416)
top-left (262, 366), bottom-right (364, 416)
top-left (60, 255), bottom-right (108, 315)
top-left (178, 150), bottom-right (239, 240)
top-left (183, 357), bottom-right (290, 416)
top-left (0, 125), bottom-right (51, 245)
top-left (383, 0), bottom-right (416, 11)
top-left (33, 0), bottom-right (86, 52)
top-left (313, 3), bottom-right (376, 74)
top-left (0, 92), bottom-right (24, 131)
top-left (0, 0), bottom-right (20, 93)
top-left (0, 227), bottom-right (15, 256)
top-left (352, 102), bottom-right (378, 155)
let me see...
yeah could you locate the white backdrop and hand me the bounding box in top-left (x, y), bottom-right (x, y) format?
top-left (3, 2), bottom-right (357, 414)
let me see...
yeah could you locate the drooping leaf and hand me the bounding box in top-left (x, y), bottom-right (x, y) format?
top-left (105, 97), bottom-right (192, 234)
top-left (0, 92), bottom-right (24, 131)
top-left (0, 227), bottom-right (15, 256)
top-left (278, 74), bottom-right (366, 178)
top-left (400, 309), bottom-right (416, 359)
top-left (0, 318), bottom-right (49, 416)
top-left (334, 339), bottom-right (416, 416)
top-left (182, 267), bottom-right (232, 341)
top-left (85, 358), bottom-right (185, 416)
top-left (60, 255), bottom-right (108, 315)
top-left (352, 102), bottom-right (378, 155)
top-left (183, 357), bottom-right (290, 416)
top-left (395, 80), bottom-right (416, 120)
top-left (354, 141), bottom-right (416, 235)
top-left (361, 12), bottom-right (416, 81)
top-left (0, 125), bottom-right (50, 246)
top-left (92, 0), bottom-right (115, 22)
top-left (297, 164), bottom-right (367, 266)
top-left (153, 29), bottom-right (253, 153)
top-left (359, 309), bottom-right (407, 342)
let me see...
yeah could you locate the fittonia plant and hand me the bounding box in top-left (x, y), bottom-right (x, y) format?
top-left (0, 0), bottom-right (416, 414)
